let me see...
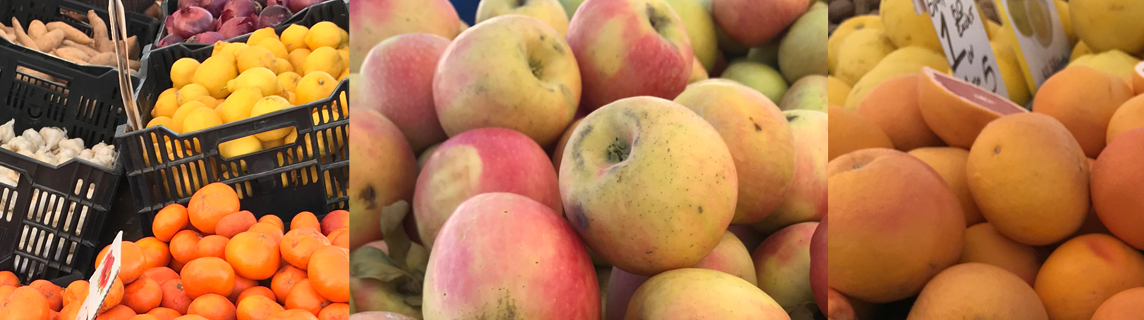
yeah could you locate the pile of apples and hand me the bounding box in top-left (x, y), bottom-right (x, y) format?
top-left (350, 0), bottom-right (828, 318)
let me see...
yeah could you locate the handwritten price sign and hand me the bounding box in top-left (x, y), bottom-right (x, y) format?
top-left (922, 0), bottom-right (1008, 98)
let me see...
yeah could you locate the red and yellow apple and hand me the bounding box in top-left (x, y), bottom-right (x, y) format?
top-left (359, 33), bottom-right (451, 153)
top-left (349, 0), bottom-right (460, 71)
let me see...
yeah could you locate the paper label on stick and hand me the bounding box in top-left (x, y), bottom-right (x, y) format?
top-left (76, 231), bottom-right (122, 320)
top-left (993, 0), bottom-right (1070, 95)
top-left (922, 0), bottom-right (1009, 98)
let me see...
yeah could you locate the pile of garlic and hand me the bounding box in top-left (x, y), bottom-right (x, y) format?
top-left (0, 119), bottom-right (117, 186)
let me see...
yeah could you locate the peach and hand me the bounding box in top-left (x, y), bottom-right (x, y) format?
top-left (359, 33), bottom-right (451, 153)
top-left (414, 128), bottom-right (562, 250)
top-left (567, 0), bottom-right (693, 111)
top-left (349, 0), bottom-right (460, 71)
top-left (828, 148), bottom-right (964, 303)
top-left (754, 222), bottom-right (817, 310)
top-left (434, 15), bottom-right (580, 147)
top-left (559, 97), bottom-right (737, 276)
top-left (1032, 66), bottom-right (1133, 158)
top-left (967, 113), bottom-right (1089, 245)
top-left (828, 105), bottom-right (894, 161)
top-left (1092, 127), bottom-right (1144, 249)
top-left (625, 268), bottom-right (790, 319)
top-left (858, 74), bottom-right (944, 150)
top-left (1035, 234), bottom-right (1144, 320)
top-left (423, 193), bottom-right (599, 318)
top-left (907, 263), bottom-right (1048, 320)
top-left (674, 79), bottom-right (795, 224)
top-left (959, 223), bottom-right (1041, 286)
top-left (710, 0), bottom-right (806, 47)
top-left (908, 147), bottom-right (982, 226)
top-left (1092, 287), bottom-right (1144, 320)
top-left (752, 110), bottom-right (827, 235)
top-left (348, 109), bottom-right (417, 250)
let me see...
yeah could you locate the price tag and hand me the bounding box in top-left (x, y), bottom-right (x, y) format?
top-left (994, 0), bottom-right (1070, 94)
top-left (76, 231), bottom-right (123, 320)
top-left (921, 0), bottom-right (1009, 98)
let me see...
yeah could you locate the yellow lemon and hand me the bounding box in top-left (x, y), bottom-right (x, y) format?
top-left (338, 49), bottom-right (348, 67)
top-left (220, 42), bottom-right (250, 57)
top-left (247, 28), bottom-right (279, 47)
top-left (227, 67), bottom-right (282, 96)
top-left (171, 101), bottom-right (208, 133)
top-left (176, 84), bottom-right (210, 105)
top-left (278, 72), bottom-right (301, 92)
top-left (286, 91), bottom-right (296, 104)
top-left (338, 28), bottom-right (348, 49)
top-left (182, 108), bottom-right (223, 133)
top-left (260, 138), bottom-right (284, 149)
top-left (284, 128), bottom-right (297, 144)
top-left (147, 116), bottom-right (173, 129)
top-left (194, 95), bottom-right (221, 109)
top-left (288, 49), bottom-right (310, 73)
top-left (215, 101), bottom-right (226, 112)
top-left (276, 58), bottom-right (293, 74)
top-left (303, 47), bottom-right (343, 77)
top-left (212, 41), bottom-right (229, 56)
top-left (295, 71), bottom-right (337, 105)
top-left (338, 68), bottom-right (349, 81)
top-left (281, 24), bottom-right (309, 52)
top-left (250, 96), bottom-right (294, 141)
top-left (305, 21), bottom-right (343, 50)
top-left (170, 58), bottom-right (201, 89)
top-left (236, 46), bottom-right (278, 73)
top-left (219, 135), bottom-right (263, 158)
top-left (154, 88), bottom-right (179, 117)
top-left (338, 91), bottom-right (348, 115)
top-left (308, 109), bottom-right (344, 156)
top-left (193, 54), bottom-right (238, 98)
top-left (220, 88), bottom-right (263, 123)
top-left (256, 38), bottom-right (289, 60)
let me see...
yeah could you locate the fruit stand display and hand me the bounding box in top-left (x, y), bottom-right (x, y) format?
top-left (354, 0), bottom-right (827, 319)
top-left (156, 0), bottom-right (345, 47)
top-left (829, 0), bottom-right (1144, 319)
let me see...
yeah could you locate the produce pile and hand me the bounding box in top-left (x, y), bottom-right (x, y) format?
top-left (0, 182), bottom-right (350, 320)
top-left (352, 0), bottom-right (827, 318)
top-left (828, 0), bottom-right (1144, 319)
top-left (147, 23), bottom-right (347, 159)
top-left (159, 0), bottom-right (334, 46)
top-left (0, 12), bottom-right (141, 81)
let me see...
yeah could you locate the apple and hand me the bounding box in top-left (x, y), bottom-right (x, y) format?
top-left (810, 215), bottom-right (828, 313)
top-left (559, 0), bottom-right (586, 18)
top-left (674, 79), bottom-right (796, 224)
top-left (752, 110), bottom-right (827, 235)
top-left (476, 0), bottom-right (570, 36)
top-left (567, 0), bottom-right (693, 111)
top-left (665, 0), bottom-right (718, 71)
top-left (688, 57), bottom-right (708, 83)
top-left (721, 60), bottom-right (789, 103)
top-left (711, 0), bottom-right (808, 47)
top-left (349, 0), bottom-right (460, 71)
top-left (754, 221), bottom-right (818, 310)
top-left (434, 15), bottom-right (580, 148)
top-left (414, 127), bottom-right (562, 251)
top-left (347, 109), bottom-right (417, 250)
top-left (559, 96), bottom-right (737, 276)
top-left (359, 33), bottom-right (451, 153)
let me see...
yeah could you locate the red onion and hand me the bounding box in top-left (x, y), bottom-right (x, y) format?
top-left (189, 31), bottom-right (226, 43)
top-left (179, 0), bottom-right (228, 17)
top-left (166, 7), bottom-right (216, 39)
top-left (156, 34), bottom-right (185, 48)
top-left (257, 5), bottom-right (292, 28)
top-left (286, 0), bottom-right (324, 14)
top-left (220, 0), bottom-right (263, 23)
top-left (218, 16), bottom-right (257, 38)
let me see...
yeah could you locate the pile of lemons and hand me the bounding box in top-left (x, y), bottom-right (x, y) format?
top-left (148, 21), bottom-right (349, 160)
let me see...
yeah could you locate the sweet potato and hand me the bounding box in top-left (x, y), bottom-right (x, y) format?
top-left (10, 18), bottom-right (39, 51)
top-left (17, 66), bottom-right (53, 82)
top-left (87, 11), bottom-right (112, 53)
top-left (88, 52), bottom-right (116, 66)
top-left (63, 40), bottom-right (100, 56)
top-left (126, 35), bottom-right (139, 59)
top-left (54, 46), bottom-right (91, 64)
top-left (28, 20), bottom-right (45, 38)
top-left (35, 29), bottom-right (66, 52)
top-left (46, 22), bottom-right (93, 45)
top-left (0, 28), bottom-right (10, 41)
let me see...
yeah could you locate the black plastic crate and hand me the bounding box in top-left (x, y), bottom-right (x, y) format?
top-left (119, 39), bottom-right (348, 236)
top-left (0, 73), bottom-right (126, 285)
top-left (0, 0), bottom-right (161, 59)
top-left (154, 0), bottom-right (347, 48)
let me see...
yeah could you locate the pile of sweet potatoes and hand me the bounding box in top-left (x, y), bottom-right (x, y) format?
top-left (0, 10), bottom-right (141, 80)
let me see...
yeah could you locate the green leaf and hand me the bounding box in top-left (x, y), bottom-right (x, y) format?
top-left (350, 246), bottom-right (409, 282)
top-left (381, 201), bottom-right (413, 269)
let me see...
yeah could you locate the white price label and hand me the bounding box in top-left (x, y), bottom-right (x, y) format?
top-left (923, 0), bottom-right (1009, 98)
top-left (76, 232), bottom-right (123, 320)
top-left (994, 0), bottom-right (1070, 93)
